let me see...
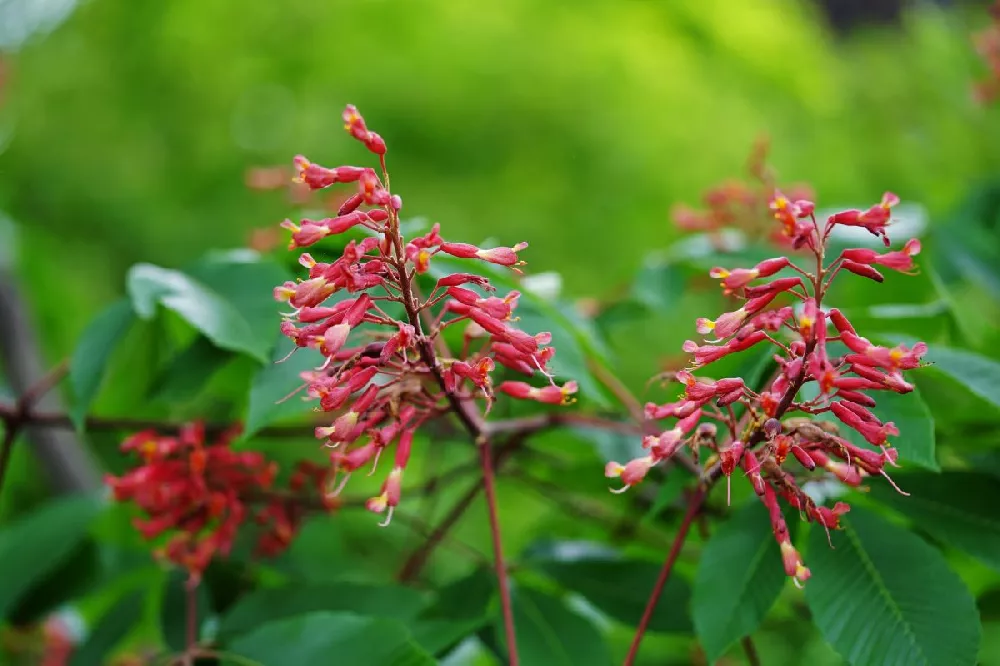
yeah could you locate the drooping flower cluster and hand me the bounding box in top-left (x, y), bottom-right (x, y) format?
top-left (105, 423), bottom-right (332, 583)
top-left (275, 105), bottom-right (575, 526)
top-left (670, 137), bottom-right (814, 249)
top-left (607, 190), bottom-right (925, 585)
top-left (974, 1), bottom-right (1000, 104)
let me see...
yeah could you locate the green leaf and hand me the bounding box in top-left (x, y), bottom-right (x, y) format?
top-left (183, 251), bottom-right (291, 339)
top-left (421, 568), bottom-right (495, 621)
top-left (0, 495), bottom-right (102, 618)
top-left (219, 582), bottom-right (426, 639)
top-left (126, 262), bottom-right (272, 362)
top-left (9, 538), bottom-right (101, 624)
top-left (805, 506), bottom-right (980, 666)
top-left (531, 549), bottom-right (691, 633)
top-left (242, 336), bottom-right (323, 438)
top-left (692, 499), bottom-right (789, 663)
top-left (69, 591), bottom-right (144, 666)
top-left (497, 586), bottom-right (612, 666)
top-left (227, 611), bottom-right (435, 666)
top-left (0, 211), bottom-right (17, 269)
top-left (409, 617), bottom-right (487, 656)
top-left (149, 335), bottom-right (235, 403)
top-left (631, 254), bottom-right (686, 311)
top-left (407, 568), bottom-right (496, 655)
top-left (922, 346), bottom-right (1000, 410)
top-left (869, 471), bottom-right (1000, 572)
top-left (69, 299), bottom-right (136, 429)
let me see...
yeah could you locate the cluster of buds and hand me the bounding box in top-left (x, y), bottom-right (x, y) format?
top-left (275, 105), bottom-right (574, 526)
top-left (607, 190), bottom-right (926, 585)
top-left (670, 137), bottom-right (814, 248)
top-left (105, 423), bottom-right (332, 583)
top-left (974, 1), bottom-right (1000, 104)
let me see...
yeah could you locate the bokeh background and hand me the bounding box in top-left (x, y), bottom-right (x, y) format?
top-left (2, 0), bottom-right (1000, 664)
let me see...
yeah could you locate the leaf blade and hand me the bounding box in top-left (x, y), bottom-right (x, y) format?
top-left (692, 500), bottom-right (789, 663)
top-left (805, 506), bottom-right (980, 666)
top-left (869, 471), bottom-right (1000, 572)
top-left (69, 299), bottom-right (135, 429)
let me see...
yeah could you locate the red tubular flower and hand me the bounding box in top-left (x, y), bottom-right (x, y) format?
top-left (827, 192), bottom-right (899, 246)
top-left (605, 456), bottom-right (655, 492)
top-left (293, 156), bottom-right (367, 189)
top-left (497, 380), bottom-right (577, 405)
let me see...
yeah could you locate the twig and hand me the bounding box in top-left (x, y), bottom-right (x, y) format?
top-left (0, 276), bottom-right (100, 492)
top-left (0, 406), bottom-right (327, 438)
top-left (184, 583), bottom-right (198, 666)
top-left (0, 362), bottom-right (74, 493)
top-left (589, 358), bottom-right (645, 424)
top-left (623, 487), bottom-right (705, 666)
top-left (741, 636), bottom-right (762, 666)
top-left (480, 436), bottom-right (518, 665)
top-left (396, 480), bottom-right (483, 582)
top-left (0, 426), bottom-right (16, 494)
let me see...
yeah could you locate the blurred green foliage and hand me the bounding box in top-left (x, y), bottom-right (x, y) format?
top-left (2, 0), bottom-right (1000, 665)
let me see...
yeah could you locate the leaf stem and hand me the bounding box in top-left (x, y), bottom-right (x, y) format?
top-left (623, 487), bottom-right (705, 666)
top-left (480, 437), bottom-right (519, 665)
top-left (741, 636), bottom-right (762, 666)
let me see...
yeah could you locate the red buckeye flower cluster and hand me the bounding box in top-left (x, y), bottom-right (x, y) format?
top-left (670, 137), bottom-right (814, 249)
top-left (607, 190), bottom-right (925, 586)
top-left (275, 105), bottom-right (574, 527)
top-left (105, 423), bottom-right (331, 583)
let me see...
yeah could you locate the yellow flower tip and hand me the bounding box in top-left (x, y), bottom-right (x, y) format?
top-left (604, 462), bottom-right (625, 478)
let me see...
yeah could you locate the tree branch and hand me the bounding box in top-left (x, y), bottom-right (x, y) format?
top-left (0, 275), bottom-right (100, 492)
top-left (623, 487), bottom-right (705, 666)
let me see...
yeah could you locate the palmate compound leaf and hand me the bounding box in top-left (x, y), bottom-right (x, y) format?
top-left (869, 471), bottom-right (1000, 572)
top-left (692, 499), bottom-right (790, 663)
top-left (227, 611), bottom-right (435, 666)
top-left (805, 506), bottom-right (980, 666)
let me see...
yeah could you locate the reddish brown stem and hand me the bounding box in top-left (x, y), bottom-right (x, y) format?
top-left (741, 636), bottom-right (762, 666)
top-left (184, 582), bottom-right (198, 666)
top-left (623, 487), bottom-right (705, 666)
top-left (480, 437), bottom-right (518, 666)
top-left (0, 362), bottom-right (70, 494)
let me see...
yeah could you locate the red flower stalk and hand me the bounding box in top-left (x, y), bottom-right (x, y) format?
top-left (275, 105), bottom-right (572, 525)
top-left (105, 424), bottom-right (331, 583)
top-left (609, 189), bottom-right (925, 585)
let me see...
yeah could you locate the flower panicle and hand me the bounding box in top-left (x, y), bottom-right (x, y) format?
top-left (105, 423), bottom-right (332, 583)
top-left (276, 105), bottom-right (573, 524)
top-left (609, 188), bottom-right (926, 587)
